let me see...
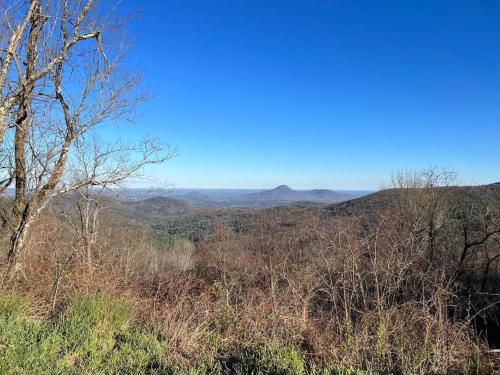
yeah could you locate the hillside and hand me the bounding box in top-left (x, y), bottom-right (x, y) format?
top-left (326, 182), bottom-right (500, 216)
top-left (127, 196), bottom-right (194, 217)
top-left (165, 185), bottom-right (359, 208)
top-left (4, 182), bottom-right (500, 373)
top-left (241, 185), bottom-right (354, 204)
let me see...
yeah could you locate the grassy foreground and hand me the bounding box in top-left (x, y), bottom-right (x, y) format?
top-left (0, 291), bottom-right (368, 375)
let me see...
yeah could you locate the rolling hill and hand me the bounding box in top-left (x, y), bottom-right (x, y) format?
top-left (326, 182), bottom-right (500, 217)
top-left (128, 196), bottom-right (194, 217)
top-left (241, 185), bottom-right (354, 204)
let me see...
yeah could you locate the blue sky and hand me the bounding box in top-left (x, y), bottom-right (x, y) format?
top-left (108, 0), bottom-right (500, 189)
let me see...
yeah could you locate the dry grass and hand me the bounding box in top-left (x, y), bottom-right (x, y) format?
top-left (0, 196), bottom-right (497, 373)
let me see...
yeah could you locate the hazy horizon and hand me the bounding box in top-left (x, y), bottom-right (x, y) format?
top-left (126, 186), bottom-right (377, 192)
top-left (123, 177), bottom-right (498, 192)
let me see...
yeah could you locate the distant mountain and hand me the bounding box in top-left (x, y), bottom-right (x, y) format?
top-left (136, 186), bottom-right (370, 208)
top-left (181, 191), bottom-right (214, 200)
top-left (244, 185), bottom-right (298, 201)
top-left (242, 185), bottom-right (353, 203)
top-left (308, 189), bottom-right (353, 201)
top-left (128, 196), bottom-right (193, 217)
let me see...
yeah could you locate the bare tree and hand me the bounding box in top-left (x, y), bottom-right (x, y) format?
top-left (0, 0), bottom-right (173, 281)
top-left (386, 167), bottom-right (456, 264)
top-left (457, 204), bottom-right (500, 271)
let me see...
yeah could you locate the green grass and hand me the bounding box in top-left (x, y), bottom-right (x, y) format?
top-left (0, 293), bottom-right (162, 374)
top-left (0, 291), bottom-right (371, 375)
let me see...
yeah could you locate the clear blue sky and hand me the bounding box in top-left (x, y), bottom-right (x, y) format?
top-left (108, 0), bottom-right (500, 189)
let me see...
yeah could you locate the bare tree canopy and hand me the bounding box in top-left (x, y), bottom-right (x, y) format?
top-left (0, 0), bottom-right (173, 281)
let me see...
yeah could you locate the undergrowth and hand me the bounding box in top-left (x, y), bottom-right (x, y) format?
top-left (0, 291), bottom-right (371, 375)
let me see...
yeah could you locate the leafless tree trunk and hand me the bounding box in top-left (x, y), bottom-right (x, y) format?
top-left (0, 0), bottom-right (174, 282)
top-left (75, 188), bottom-right (101, 274)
